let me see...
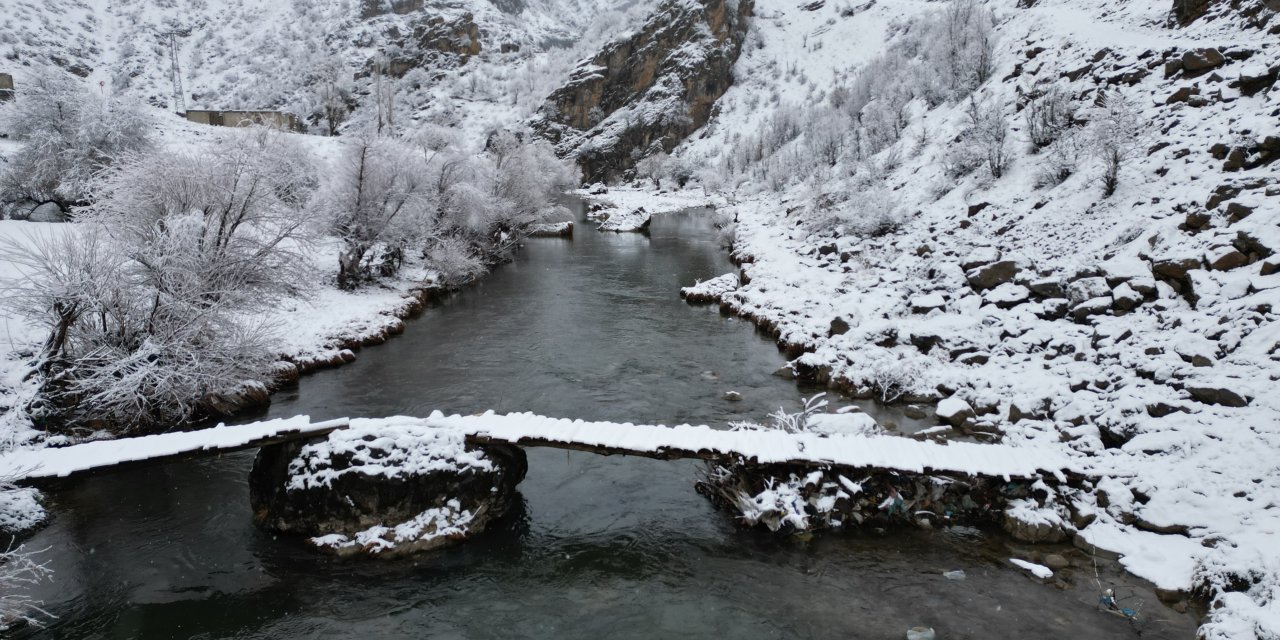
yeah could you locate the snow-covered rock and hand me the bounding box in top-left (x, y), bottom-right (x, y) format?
top-left (249, 418), bottom-right (527, 557)
top-left (935, 397), bottom-right (975, 428)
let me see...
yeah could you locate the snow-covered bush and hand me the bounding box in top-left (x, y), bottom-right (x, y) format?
top-left (2, 128), bottom-right (316, 431)
top-left (0, 74), bottom-right (153, 214)
top-left (636, 151), bottom-right (668, 188)
top-left (1086, 90), bottom-right (1146, 197)
top-left (1024, 83), bottom-right (1077, 149)
top-left (89, 127), bottom-right (318, 303)
top-left (318, 127), bottom-right (575, 289)
top-left (425, 235), bottom-right (486, 286)
top-left (1037, 127), bottom-right (1088, 187)
top-left (962, 95), bottom-right (1010, 179)
top-left (807, 186), bottom-right (903, 238)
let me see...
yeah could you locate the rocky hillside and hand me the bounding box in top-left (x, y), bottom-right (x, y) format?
top-left (0, 0), bottom-right (654, 136)
top-left (533, 0), bottom-right (753, 182)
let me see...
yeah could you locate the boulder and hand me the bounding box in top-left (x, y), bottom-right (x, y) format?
top-left (983, 283), bottom-right (1031, 309)
top-left (1206, 245), bottom-right (1249, 271)
top-left (960, 247), bottom-right (1001, 271)
top-left (1111, 282), bottom-right (1144, 312)
top-left (910, 293), bottom-right (947, 314)
top-left (1166, 86), bottom-right (1199, 104)
top-left (1224, 202), bottom-right (1254, 222)
top-left (250, 421), bottom-right (527, 557)
top-left (1181, 48), bottom-right (1225, 74)
top-left (936, 397), bottom-right (975, 427)
top-left (1128, 276), bottom-right (1158, 297)
top-left (1071, 296), bottom-right (1113, 321)
top-left (828, 316), bottom-right (851, 336)
top-left (1152, 257), bottom-right (1202, 284)
top-left (1028, 277), bottom-right (1066, 298)
top-left (1066, 277), bottom-right (1111, 306)
top-left (27, 202), bottom-right (68, 223)
top-left (1186, 384), bottom-right (1250, 407)
top-left (1043, 554), bottom-right (1070, 571)
top-left (966, 260), bottom-right (1020, 291)
top-left (1036, 298), bottom-right (1070, 320)
top-left (1003, 508), bottom-right (1068, 543)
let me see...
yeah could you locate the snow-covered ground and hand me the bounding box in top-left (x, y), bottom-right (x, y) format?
top-left (576, 186), bottom-right (723, 231)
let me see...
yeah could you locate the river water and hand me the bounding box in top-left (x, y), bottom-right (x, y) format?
top-left (15, 202), bottom-right (1199, 639)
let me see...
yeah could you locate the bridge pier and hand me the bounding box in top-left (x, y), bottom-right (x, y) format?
top-left (248, 423), bottom-right (527, 557)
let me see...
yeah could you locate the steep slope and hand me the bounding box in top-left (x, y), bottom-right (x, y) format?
top-left (533, 0), bottom-right (753, 182)
top-left (669, 0), bottom-right (1279, 636)
top-left (0, 0), bottom-right (656, 135)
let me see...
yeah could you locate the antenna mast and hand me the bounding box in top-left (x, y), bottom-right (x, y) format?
top-left (161, 30), bottom-right (186, 114)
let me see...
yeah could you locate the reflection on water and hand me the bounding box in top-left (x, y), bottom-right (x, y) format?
top-left (14, 203), bottom-right (1198, 639)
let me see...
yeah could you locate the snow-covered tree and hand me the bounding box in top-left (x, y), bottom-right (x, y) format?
top-left (636, 151), bottom-right (669, 188)
top-left (0, 74), bottom-right (153, 214)
top-left (964, 96), bottom-right (1010, 178)
top-left (1, 128), bottom-right (316, 431)
top-left (0, 540), bottom-right (52, 631)
top-left (1087, 90), bottom-right (1145, 197)
top-left (316, 135), bottom-right (433, 289)
top-left (1024, 83), bottom-right (1077, 149)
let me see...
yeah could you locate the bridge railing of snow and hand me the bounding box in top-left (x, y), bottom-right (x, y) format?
top-left (0, 412), bottom-right (1083, 484)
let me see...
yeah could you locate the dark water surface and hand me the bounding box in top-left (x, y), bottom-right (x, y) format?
top-left (17, 204), bottom-right (1199, 639)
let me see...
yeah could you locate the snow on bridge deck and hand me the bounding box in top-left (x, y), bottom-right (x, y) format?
top-left (0, 412), bottom-right (1080, 484)
top-left (433, 412), bottom-right (1077, 480)
top-left (0, 416), bottom-right (348, 483)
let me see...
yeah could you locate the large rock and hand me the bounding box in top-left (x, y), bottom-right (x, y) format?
top-left (535, 0), bottom-right (753, 182)
top-left (936, 397), bottom-right (975, 427)
top-left (1066, 277), bottom-right (1111, 306)
top-left (1186, 384), bottom-right (1250, 407)
top-left (965, 260), bottom-right (1020, 291)
top-left (1003, 504), bottom-right (1069, 543)
top-left (983, 283), bottom-right (1031, 309)
top-left (1181, 48), bottom-right (1225, 74)
top-left (250, 420), bottom-right (527, 557)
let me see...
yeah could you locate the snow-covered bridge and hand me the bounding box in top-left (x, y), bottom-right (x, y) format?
top-left (0, 412), bottom-right (1079, 484)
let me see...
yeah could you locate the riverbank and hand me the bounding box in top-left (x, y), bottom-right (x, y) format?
top-left (0, 221), bottom-right (458, 533)
top-left (593, 181), bottom-right (1276, 636)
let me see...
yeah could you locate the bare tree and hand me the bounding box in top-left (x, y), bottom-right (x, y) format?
top-left (636, 152), bottom-right (669, 188)
top-left (316, 135), bottom-right (432, 289)
top-left (0, 74), bottom-right (153, 213)
top-left (313, 56), bottom-right (353, 136)
top-left (1088, 91), bottom-right (1145, 197)
top-left (0, 539), bottom-right (52, 631)
top-left (965, 96), bottom-right (1010, 178)
top-left (372, 54), bottom-right (398, 135)
top-left (1024, 83), bottom-right (1077, 149)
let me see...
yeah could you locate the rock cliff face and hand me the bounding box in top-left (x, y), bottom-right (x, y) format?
top-left (1171, 0), bottom-right (1279, 30)
top-left (535, 0), bottom-right (753, 183)
top-left (362, 8), bottom-right (484, 77)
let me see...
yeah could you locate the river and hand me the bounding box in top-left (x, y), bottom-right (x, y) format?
top-left (14, 201), bottom-right (1199, 639)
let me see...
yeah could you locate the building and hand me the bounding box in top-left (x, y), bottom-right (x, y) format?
top-left (0, 73), bottom-right (14, 102)
top-left (184, 109), bottom-right (303, 132)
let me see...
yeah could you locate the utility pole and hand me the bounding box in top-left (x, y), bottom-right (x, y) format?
top-left (160, 30), bottom-right (187, 114)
